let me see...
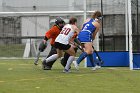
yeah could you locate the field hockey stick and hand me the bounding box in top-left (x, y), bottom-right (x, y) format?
top-left (92, 46), bottom-right (104, 65)
top-left (75, 44), bottom-right (84, 52)
top-left (70, 38), bottom-right (84, 52)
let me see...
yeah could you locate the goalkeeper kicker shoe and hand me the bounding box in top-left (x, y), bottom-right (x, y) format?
top-left (42, 60), bottom-right (51, 70)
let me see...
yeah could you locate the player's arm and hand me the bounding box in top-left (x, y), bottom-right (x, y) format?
top-left (44, 26), bottom-right (56, 43)
top-left (44, 36), bottom-right (48, 42)
top-left (44, 31), bottom-right (49, 42)
top-left (92, 22), bottom-right (100, 40)
top-left (42, 26), bottom-right (55, 47)
top-left (69, 26), bottom-right (78, 46)
top-left (72, 25), bottom-right (80, 34)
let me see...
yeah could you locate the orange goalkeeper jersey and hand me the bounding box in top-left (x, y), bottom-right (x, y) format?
top-left (45, 25), bottom-right (61, 45)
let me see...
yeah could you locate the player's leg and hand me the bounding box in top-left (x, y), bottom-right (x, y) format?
top-left (61, 52), bottom-right (70, 67)
top-left (42, 53), bottom-right (58, 70)
top-left (42, 49), bottom-right (62, 69)
top-left (63, 56), bottom-right (75, 72)
top-left (76, 42), bottom-right (93, 68)
top-left (61, 47), bottom-right (78, 67)
top-left (43, 46), bottom-right (57, 70)
top-left (88, 54), bottom-right (95, 67)
top-left (63, 46), bottom-right (76, 72)
top-left (34, 51), bottom-right (41, 65)
top-left (34, 40), bottom-right (47, 65)
top-left (76, 31), bottom-right (93, 65)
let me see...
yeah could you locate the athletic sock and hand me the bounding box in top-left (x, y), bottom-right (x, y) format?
top-left (65, 56), bottom-right (75, 70)
top-left (45, 54), bottom-right (58, 63)
top-left (77, 52), bottom-right (88, 64)
top-left (88, 54), bottom-right (95, 67)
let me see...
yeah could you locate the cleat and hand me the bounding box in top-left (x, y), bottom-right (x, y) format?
top-left (34, 58), bottom-right (39, 65)
top-left (34, 62), bottom-right (38, 65)
top-left (91, 65), bottom-right (101, 71)
top-left (63, 69), bottom-right (71, 73)
top-left (42, 60), bottom-right (52, 70)
top-left (96, 65), bottom-right (101, 69)
top-left (44, 66), bottom-right (51, 70)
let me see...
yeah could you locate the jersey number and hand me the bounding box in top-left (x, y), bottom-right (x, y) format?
top-left (60, 28), bottom-right (71, 35)
top-left (83, 24), bottom-right (89, 30)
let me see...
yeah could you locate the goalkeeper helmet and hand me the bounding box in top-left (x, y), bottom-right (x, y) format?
top-left (55, 17), bottom-right (65, 25)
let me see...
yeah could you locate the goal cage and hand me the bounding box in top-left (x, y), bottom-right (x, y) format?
top-left (86, 0), bottom-right (140, 70)
top-left (0, 0), bottom-right (139, 70)
top-left (129, 0), bottom-right (140, 70)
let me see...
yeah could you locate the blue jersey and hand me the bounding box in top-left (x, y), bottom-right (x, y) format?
top-left (81, 19), bottom-right (96, 34)
top-left (78, 19), bottom-right (96, 43)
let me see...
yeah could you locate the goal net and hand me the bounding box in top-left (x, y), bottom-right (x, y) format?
top-left (130, 0), bottom-right (140, 70)
top-left (0, 11), bottom-right (86, 59)
top-left (0, 0), bottom-right (139, 70)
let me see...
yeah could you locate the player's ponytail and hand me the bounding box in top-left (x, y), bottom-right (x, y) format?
top-left (91, 11), bottom-right (102, 19)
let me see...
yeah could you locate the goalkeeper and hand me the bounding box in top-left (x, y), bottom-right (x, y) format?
top-left (34, 17), bottom-right (65, 70)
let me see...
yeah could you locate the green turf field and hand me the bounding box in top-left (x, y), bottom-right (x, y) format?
top-left (0, 59), bottom-right (140, 93)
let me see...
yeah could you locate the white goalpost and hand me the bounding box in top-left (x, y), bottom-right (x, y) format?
top-left (127, 0), bottom-right (139, 70)
top-left (127, 0), bottom-right (133, 70)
